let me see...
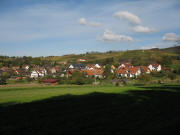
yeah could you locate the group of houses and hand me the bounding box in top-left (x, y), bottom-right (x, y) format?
top-left (66, 62), bottom-right (161, 79)
top-left (0, 65), bottom-right (61, 79)
top-left (0, 61), bottom-right (162, 80)
top-left (67, 63), bottom-right (104, 78)
top-left (116, 63), bottom-right (161, 78)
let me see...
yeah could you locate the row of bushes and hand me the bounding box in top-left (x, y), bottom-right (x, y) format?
top-left (38, 71), bottom-right (95, 85)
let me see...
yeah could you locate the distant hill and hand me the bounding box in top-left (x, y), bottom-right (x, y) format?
top-left (0, 46), bottom-right (180, 67)
top-left (44, 46), bottom-right (179, 65)
top-left (159, 46), bottom-right (180, 54)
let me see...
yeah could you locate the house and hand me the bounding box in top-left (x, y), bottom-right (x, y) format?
top-left (77, 58), bottom-right (86, 62)
top-left (22, 65), bottom-right (29, 70)
top-left (55, 66), bottom-right (60, 73)
top-left (117, 69), bottom-right (128, 78)
top-left (86, 64), bottom-right (95, 70)
top-left (30, 68), bottom-right (47, 78)
top-left (118, 62), bottom-right (133, 69)
top-left (85, 69), bottom-right (104, 78)
top-left (12, 66), bottom-right (19, 70)
top-left (66, 70), bottom-right (74, 78)
top-left (128, 67), bottom-right (141, 78)
top-left (48, 67), bottom-right (57, 74)
top-left (14, 69), bottom-right (29, 76)
top-left (86, 64), bottom-right (101, 70)
top-left (37, 70), bottom-right (47, 77)
top-left (1, 67), bottom-right (9, 72)
top-left (30, 70), bottom-right (39, 78)
top-left (148, 64), bottom-right (161, 72)
top-left (111, 65), bottom-right (116, 74)
top-left (95, 64), bottom-right (101, 68)
top-left (117, 67), bottom-right (141, 78)
top-left (139, 66), bottom-right (151, 74)
top-left (69, 64), bottom-right (86, 70)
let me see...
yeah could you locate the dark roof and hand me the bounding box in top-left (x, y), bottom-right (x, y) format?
top-left (70, 64), bottom-right (86, 69)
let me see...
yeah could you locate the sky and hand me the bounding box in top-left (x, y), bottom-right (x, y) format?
top-left (0, 0), bottom-right (180, 56)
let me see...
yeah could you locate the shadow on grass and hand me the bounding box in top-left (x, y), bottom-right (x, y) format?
top-left (0, 86), bottom-right (180, 135)
top-left (140, 85), bottom-right (180, 91)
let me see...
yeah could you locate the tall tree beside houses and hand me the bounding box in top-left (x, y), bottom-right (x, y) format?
top-left (103, 64), bottom-right (113, 79)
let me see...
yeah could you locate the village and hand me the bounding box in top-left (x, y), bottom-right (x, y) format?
top-left (0, 57), bottom-right (162, 84)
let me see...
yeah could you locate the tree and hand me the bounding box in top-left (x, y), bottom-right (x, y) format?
top-left (138, 74), bottom-right (152, 83)
top-left (71, 71), bottom-right (86, 85)
top-left (161, 56), bottom-right (172, 66)
top-left (0, 77), bottom-right (6, 85)
top-left (26, 77), bottom-right (33, 82)
top-left (103, 64), bottom-right (113, 80)
top-left (167, 72), bottom-right (176, 80)
top-left (2, 72), bottom-right (10, 79)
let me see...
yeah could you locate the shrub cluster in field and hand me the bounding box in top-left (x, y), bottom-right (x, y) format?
top-left (58, 71), bottom-right (94, 85)
top-left (136, 70), bottom-right (178, 85)
top-left (38, 71), bottom-right (94, 85)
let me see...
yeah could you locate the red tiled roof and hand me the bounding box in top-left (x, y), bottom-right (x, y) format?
top-left (129, 67), bottom-right (140, 74)
top-left (149, 63), bottom-right (160, 68)
top-left (139, 66), bottom-right (149, 72)
top-left (86, 69), bottom-right (104, 76)
top-left (117, 69), bottom-right (127, 74)
top-left (117, 67), bottom-right (140, 74)
top-left (118, 63), bottom-right (133, 69)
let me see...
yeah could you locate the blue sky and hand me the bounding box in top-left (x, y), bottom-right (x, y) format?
top-left (0, 0), bottom-right (180, 56)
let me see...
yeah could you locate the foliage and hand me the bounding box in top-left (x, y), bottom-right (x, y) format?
top-left (0, 46), bottom-right (179, 70)
top-left (70, 71), bottom-right (93, 85)
top-left (167, 72), bottom-right (177, 80)
top-left (103, 64), bottom-right (113, 80)
top-left (138, 74), bottom-right (152, 82)
top-left (172, 64), bottom-right (180, 74)
top-left (26, 77), bottom-right (33, 82)
top-left (1, 72), bottom-right (11, 79)
top-left (0, 77), bottom-right (7, 85)
top-left (161, 56), bottom-right (172, 66)
top-left (150, 71), bottom-right (166, 78)
top-left (57, 71), bottom-right (94, 85)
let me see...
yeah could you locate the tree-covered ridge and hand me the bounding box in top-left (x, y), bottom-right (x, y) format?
top-left (1, 46), bottom-right (179, 68)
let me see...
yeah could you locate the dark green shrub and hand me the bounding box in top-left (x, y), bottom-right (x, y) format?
top-left (138, 74), bottom-right (152, 82)
top-left (26, 77), bottom-right (33, 82)
top-left (0, 78), bottom-right (7, 85)
top-left (167, 72), bottom-right (176, 80)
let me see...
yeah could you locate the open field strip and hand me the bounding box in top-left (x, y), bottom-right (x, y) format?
top-left (0, 85), bottom-right (145, 105)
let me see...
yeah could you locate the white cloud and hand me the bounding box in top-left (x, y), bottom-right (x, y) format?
top-left (78, 18), bottom-right (87, 25)
top-left (114, 11), bottom-right (141, 25)
top-left (132, 25), bottom-right (157, 33)
top-left (163, 33), bottom-right (180, 43)
top-left (98, 29), bottom-right (134, 42)
top-left (78, 18), bottom-right (101, 27)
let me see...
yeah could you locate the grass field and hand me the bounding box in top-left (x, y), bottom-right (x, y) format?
top-left (0, 85), bottom-right (145, 105)
top-left (0, 84), bottom-right (180, 135)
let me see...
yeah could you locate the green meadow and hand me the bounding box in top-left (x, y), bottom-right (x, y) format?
top-left (0, 84), bottom-right (180, 135)
top-left (0, 85), bottom-right (144, 105)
